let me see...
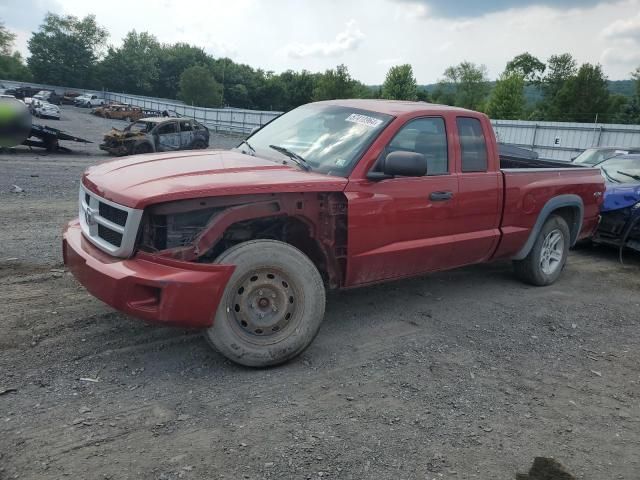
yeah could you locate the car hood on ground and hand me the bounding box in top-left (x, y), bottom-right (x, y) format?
top-left (602, 182), bottom-right (640, 212)
top-left (82, 149), bottom-right (348, 209)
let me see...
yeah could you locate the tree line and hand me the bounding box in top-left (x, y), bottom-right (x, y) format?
top-left (0, 13), bottom-right (639, 124)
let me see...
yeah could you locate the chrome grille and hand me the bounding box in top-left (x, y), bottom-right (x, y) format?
top-left (79, 186), bottom-right (143, 257)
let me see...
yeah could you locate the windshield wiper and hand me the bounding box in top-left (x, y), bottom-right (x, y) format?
top-left (600, 168), bottom-right (620, 183)
top-left (269, 144), bottom-right (310, 171)
top-left (238, 139), bottom-right (256, 155)
top-left (616, 170), bottom-right (640, 181)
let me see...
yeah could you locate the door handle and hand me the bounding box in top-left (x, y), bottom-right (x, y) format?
top-left (429, 191), bottom-right (454, 201)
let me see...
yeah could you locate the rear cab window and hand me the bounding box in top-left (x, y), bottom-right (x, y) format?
top-left (457, 117), bottom-right (488, 172)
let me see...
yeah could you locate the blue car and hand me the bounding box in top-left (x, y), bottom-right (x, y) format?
top-left (593, 154), bottom-right (640, 254)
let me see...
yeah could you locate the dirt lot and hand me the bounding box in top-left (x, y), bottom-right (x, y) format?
top-left (1, 106), bottom-right (639, 480)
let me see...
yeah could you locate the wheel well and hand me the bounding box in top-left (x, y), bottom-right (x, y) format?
top-left (550, 206), bottom-right (580, 245)
top-left (212, 215), bottom-right (335, 286)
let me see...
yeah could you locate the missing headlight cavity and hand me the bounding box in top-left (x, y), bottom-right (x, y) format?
top-left (141, 207), bottom-right (223, 251)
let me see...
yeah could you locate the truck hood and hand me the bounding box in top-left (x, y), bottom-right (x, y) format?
top-left (82, 150), bottom-right (348, 209)
top-left (602, 182), bottom-right (640, 212)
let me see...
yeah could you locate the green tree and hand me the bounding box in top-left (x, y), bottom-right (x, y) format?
top-left (612, 67), bottom-right (640, 124)
top-left (533, 53), bottom-right (578, 120)
top-left (97, 31), bottom-right (161, 95)
top-left (505, 52), bottom-right (546, 83)
top-left (486, 72), bottom-right (525, 119)
top-left (542, 53), bottom-right (577, 98)
top-left (211, 58), bottom-right (266, 108)
top-left (0, 22), bottom-right (16, 55)
top-left (441, 61), bottom-right (489, 110)
top-left (381, 64), bottom-right (418, 100)
top-left (155, 43), bottom-right (211, 99)
top-left (27, 13), bottom-right (107, 87)
top-left (178, 65), bottom-right (223, 107)
top-left (0, 23), bottom-right (32, 81)
top-left (552, 63), bottom-right (612, 122)
top-left (271, 70), bottom-right (317, 110)
top-left (313, 64), bottom-right (359, 100)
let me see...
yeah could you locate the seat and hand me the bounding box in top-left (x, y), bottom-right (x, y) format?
top-left (414, 132), bottom-right (447, 175)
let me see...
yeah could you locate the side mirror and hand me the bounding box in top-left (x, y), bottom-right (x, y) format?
top-left (367, 151), bottom-right (427, 180)
top-left (384, 151), bottom-right (427, 177)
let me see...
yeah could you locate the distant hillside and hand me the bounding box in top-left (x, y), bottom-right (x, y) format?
top-left (412, 79), bottom-right (635, 105)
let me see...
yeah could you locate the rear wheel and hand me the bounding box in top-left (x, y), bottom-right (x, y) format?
top-left (513, 215), bottom-right (570, 286)
top-left (192, 139), bottom-right (207, 149)
top-left (205, 240), bottom-right (326, 367)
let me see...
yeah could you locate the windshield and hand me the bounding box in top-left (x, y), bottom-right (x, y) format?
top-left (126, 121), bottom-right (151, 133)
top-left (574, 148), bottom-right (629, 165)
top-left (599, 157), bottom-right (640, 184)
top-left (240, 104), bottom-right (393, 176)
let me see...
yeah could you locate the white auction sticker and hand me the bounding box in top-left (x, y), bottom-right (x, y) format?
top-left (345, 113), bottom-right (383, 128)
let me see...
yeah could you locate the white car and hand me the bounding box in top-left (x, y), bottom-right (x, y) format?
top-left (33, 100), bottom-right (61, 119)
top-left (75, 94), bottom-right (104, 108)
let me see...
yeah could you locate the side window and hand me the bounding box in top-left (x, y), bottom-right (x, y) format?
top-left (156, 122), bottom-right (178, 135)
top-left (386, 117), bottom-right (448, 175)
top-left (180, 121), bottom-right (193, 132)
top-left (457, 117), bottom-right (488, 172)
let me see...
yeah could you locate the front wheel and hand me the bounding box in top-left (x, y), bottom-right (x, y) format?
top-left (206, 240), bottom-right (326, 367)
top-left (513, 215), bottom-right (570, 286)
top-left (133, 142), bottom-right (152, 155)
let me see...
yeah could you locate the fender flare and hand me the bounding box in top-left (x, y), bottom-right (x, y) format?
top-left (512, 194), bottom-right (584, 260)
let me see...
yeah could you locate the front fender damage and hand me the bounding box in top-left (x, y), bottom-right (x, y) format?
top-left (138, 192), bottom-right (348, 289)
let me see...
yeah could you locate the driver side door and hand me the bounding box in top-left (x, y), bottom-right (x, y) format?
top-left (345, 116), bottom-right (460, 285)
top-left (155, 121), bottom-right (181, 151)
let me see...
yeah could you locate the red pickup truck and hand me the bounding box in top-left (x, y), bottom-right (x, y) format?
top-left (63, 100), bottom-right (605, 366)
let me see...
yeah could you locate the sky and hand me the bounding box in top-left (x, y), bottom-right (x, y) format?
top-left (1, 0), bottom-right (640, 84)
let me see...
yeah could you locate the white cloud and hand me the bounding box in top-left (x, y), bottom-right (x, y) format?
top-left (602, 13), bottom-right (640, 41)
top-left (284, 20), bottom-right (364, 59)
top-left (600, 47), bottom-right (640, 66)
top-left (377, 57), bottom-right (403, 66)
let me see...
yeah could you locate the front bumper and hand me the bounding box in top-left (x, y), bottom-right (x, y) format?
top-left (99, 142), bottom-right (128, 156)
top-left (63, 219), bottom-right (234, 328)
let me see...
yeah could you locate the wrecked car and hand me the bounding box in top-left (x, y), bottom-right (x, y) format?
top-left (592, 154), bottom-right (640, 256)
top-left (64, 100), bottom-right (604, 367)
top-left (572, 146), bottom-right (640, 165)
top-left (101, 105), bottom-right (146, 122)
top-left (99, 117), bottom-right (209, 155)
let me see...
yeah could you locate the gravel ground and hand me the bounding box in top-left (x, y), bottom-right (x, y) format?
top-left (1, 106), bottom-right (639, 480)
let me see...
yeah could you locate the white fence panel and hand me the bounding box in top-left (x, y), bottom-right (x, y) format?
top-left (492, 119), bottom-right (640, 161)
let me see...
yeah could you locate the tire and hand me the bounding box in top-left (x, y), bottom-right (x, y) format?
top-left (192, 139), bottom-right (207, 149)
top-left (205, 240), bottom-right (326, 367)
top-left (133, 143), bottom-right (152, 155)
top-left (513, 215), bottom-right (570, 286)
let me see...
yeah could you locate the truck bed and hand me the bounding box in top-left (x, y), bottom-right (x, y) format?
top-left (494, 164), bottom-right (604, 260)
top-left (500, 156), bottom-right (585, 170)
